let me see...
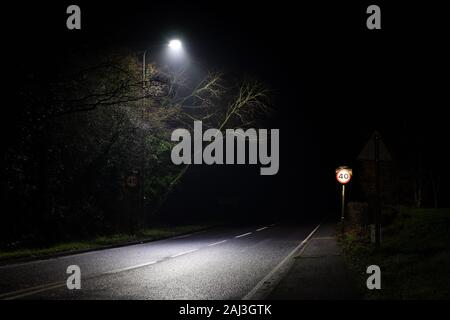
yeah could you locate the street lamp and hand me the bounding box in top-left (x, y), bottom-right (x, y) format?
top-left (168, 39), bottom-right (182, 51)
top-left (142, 39), bottom-right (184, 80)
top-left (166, 39), bottom-right (186, 63)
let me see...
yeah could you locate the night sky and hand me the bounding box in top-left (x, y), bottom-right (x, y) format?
top-left (3, 1), bottom-right (449, 221)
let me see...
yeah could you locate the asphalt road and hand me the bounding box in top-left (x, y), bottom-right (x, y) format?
top-left (0, 222), bottom-right (319, 300)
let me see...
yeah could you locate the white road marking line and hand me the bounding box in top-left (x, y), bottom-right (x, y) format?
top-left (242, 224), bottom-right (321, 300)
top-left (105, 261), bottom-right (158, 274)
top-left (297, 225), bottom-right (321, 247)
top-left (235, 232), bottom-right (252, 239)
top-left (256, 227), bottom-right (268, 232)
top-left (207, 240), bottom-right (227, 247)
top-left (170, 249), bottom-right (198, 258)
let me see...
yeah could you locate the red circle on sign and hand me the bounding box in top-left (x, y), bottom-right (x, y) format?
top-left (336, 169), bottom-right (351, 184)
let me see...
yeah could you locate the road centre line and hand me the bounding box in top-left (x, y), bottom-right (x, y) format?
top-left (208, 240), bottom-right (227, 246)
top-left (170, 249), bottom-right (199, 258)
top-left (234, 232), bottom-right (252, 239)
top-left (105, 261), bottom-right (158, 274)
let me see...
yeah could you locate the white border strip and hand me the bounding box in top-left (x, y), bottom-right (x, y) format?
top-left (242, 224), bottom-right (321, 300)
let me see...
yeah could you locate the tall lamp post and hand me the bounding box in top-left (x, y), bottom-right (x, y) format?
top-left (140, 50), bottom-right (147, 229)
top-left (140, 39), bottom-right (184, 228)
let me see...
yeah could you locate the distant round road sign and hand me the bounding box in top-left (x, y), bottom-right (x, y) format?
top-left (126, 175), bottom-right (138, 188)
top-left (336, 168), bottom-right (352, 184)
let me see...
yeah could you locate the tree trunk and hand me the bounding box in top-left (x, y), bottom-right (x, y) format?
top-left (430, 171), bottom-right (440, 209)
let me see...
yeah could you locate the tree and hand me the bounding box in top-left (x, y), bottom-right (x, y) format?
top-left (2, 48), bottom-right (273, 246)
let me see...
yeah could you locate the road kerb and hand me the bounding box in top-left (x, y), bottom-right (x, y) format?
top-left (242, 224), bottom-right (321, 300)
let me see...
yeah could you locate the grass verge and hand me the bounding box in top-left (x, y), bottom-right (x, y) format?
top-left (0, 223), bottom-right (219, 263)
top-left (339, 207), bottom-right (450, 299)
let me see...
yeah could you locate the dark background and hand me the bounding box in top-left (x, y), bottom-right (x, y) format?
top-left (2, 1), bottom-right (448, 225)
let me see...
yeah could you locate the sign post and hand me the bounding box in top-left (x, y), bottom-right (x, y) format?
top-left (336, 166), bottom-right (352, 221)
top-left (341, 184), bottom-right (346, 221)
top-left (124, 170), bottom-right (139, 235)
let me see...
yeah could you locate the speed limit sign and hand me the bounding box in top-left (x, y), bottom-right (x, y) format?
top-left (336, 167), bottom-right (352, 184)
top-left (126, 175), bottom-right (138, 188)
top-left (336, 166), bottom-right (352, 221)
